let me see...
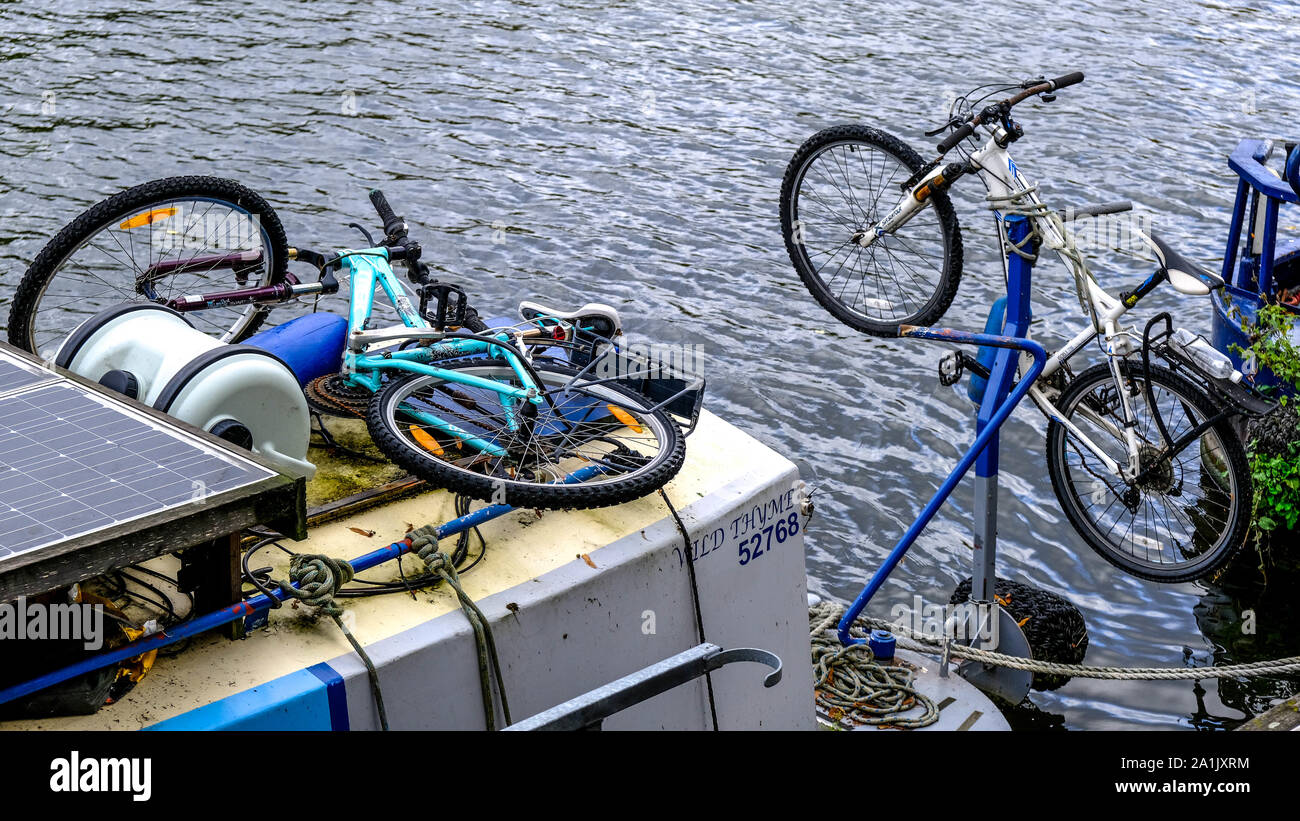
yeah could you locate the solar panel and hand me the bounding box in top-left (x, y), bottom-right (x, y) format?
top-left (0, 348), bottom-right (57, 397)
top-left (0, 353), bottom-right (277, 559)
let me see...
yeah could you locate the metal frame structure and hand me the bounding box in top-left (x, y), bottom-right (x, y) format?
top-left (836, 217), bottom-right (1044, 698)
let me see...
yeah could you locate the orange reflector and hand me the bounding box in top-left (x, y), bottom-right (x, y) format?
top-left (606, 404), bottom-right (642, 433)
top-left (408, 425), bottom-right (444, 456)
top-left (119, 207), bottom-right (178, 230)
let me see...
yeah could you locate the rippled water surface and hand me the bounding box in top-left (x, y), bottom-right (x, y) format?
top-left (2, 0), bottom-right (1299, 729)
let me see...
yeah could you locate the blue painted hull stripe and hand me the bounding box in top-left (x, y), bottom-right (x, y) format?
top-left (144, 668), bottom-right (334, 731)
top-left (308, 662), bottom-right (350, 732)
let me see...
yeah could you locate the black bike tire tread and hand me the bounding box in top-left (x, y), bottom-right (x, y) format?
top-left (365, 359), bottom-right (686, 510)
top-left (1045, 361), bottom-right (1251, 583)
top-left (779, 124), bottom-right (963, 338)
top-left (8, 176), bottom-right (289, 352)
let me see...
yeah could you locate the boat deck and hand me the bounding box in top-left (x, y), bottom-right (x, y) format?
top-left (2, 409), bottom-right (817, 730)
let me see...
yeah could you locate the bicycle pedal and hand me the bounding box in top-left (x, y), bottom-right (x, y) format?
top-left (938, 351), bottom-right (964, 387)
top-left (418, 280), bottom-right (470, 331)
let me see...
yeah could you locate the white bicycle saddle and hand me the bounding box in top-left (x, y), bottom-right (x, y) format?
top-left (1147, 232), bottom-right (1225, 296)
top-left (518, 300), bottom-right (624, 342)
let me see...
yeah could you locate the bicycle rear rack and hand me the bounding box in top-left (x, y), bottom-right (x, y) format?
top-left (1142, 312), bottom-right (1277, 419)
top-left (558, 338), bottom-right (707, 436)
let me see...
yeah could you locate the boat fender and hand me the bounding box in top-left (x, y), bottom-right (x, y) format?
top-left (950, 577), bottom-right (1088, 691)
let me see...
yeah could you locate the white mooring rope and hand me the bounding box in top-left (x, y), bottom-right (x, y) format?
top-left (812, 601), bottom-right (1300, 682)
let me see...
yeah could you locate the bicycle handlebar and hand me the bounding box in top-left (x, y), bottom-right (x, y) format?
top-left (369, 188), bottom-right (407, 241)
top-left (368, 188), bottom-right (430, 283)
top-left (1046, 71), bottom-right (1085, 90)
top-left (936, 70), bottom-right (1084, 153)
top-left (937, 122), bottom-right (975, 153)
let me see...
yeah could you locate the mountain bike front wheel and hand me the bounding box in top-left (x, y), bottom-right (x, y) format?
top-left (365, 359), bottom-right (685, 510)
top-left (8, 176), bottom-right (289, 356)
top-left (1045, 361), bottom-right (1251, 583)
top-left (780, 125), bottom-right (963, 337)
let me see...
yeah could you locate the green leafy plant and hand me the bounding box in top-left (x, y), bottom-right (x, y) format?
top-left (1230, 301), bottom-right (1300, 541)
top-left (1250, 444), bottom-right (1300, 532)
top-left (1230, 302), bottom-right (1300, 396)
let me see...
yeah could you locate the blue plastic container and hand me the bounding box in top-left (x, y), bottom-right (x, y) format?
top-left (244, 313), bottom-right (348, 387)
top-left (967, 296), bottom-right (1007, 405)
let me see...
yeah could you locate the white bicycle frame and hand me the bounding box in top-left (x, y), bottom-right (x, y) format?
top-left (881, 126), bottom-right (1183, 482)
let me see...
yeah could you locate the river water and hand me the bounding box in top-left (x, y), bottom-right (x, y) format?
top-left (1, 0), bottom-right (1298, 729)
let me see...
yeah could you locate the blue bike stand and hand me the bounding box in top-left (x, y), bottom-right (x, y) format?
top-left (838, 216), bottom-right (1044, 702)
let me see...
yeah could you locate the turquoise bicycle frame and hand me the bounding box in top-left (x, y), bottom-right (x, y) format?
top-left (337, 247), bottom-right (543, 458)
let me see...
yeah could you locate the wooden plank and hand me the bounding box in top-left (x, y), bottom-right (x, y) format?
top-left (1237, 697), bottom-right (1300, 731)
top-left (0, 477), bottom-right (303, 601)
top-left (303, 475), bottom-right (427, 527)
top-left (173, 532), bottom-right (244, 640)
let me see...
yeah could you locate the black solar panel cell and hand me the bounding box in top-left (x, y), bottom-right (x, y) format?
top-left (0, 383), bottom-right (273, 557)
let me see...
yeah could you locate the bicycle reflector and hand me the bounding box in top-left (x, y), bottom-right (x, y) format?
top-left (408, 425), bottom-right (445, 456)
top-left (118, 207), bottom-right (178, 230)
top-left (606, 404), bottom-right (643, 433)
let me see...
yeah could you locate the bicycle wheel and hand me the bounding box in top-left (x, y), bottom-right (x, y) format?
top-left (366, 358), bottom-right (685, 509)
top-left (1045, 360), bottom-right (1250, 582)
top-left (8, 176), bottom-right (288, 356)
top-left (780, 125), bottom-right (963, 337)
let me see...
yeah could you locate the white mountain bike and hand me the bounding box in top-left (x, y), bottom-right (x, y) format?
top-left (780, 72), bottom-right (1274, 582)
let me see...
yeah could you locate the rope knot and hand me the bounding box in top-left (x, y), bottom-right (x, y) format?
top-left (407, 525), bottom-right (459, 583)
top-left (408, 524), bottom-right (439, 551)
top-left (280, 554), bottom-right (355, 617)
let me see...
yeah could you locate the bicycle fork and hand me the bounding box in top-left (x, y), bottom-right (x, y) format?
top-left (853, 162), bottom-right (967, 248)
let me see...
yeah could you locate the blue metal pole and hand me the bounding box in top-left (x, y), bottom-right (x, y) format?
top-left (971, 216), bottom-right (1034, 604)
top-left (1222, 178), bottom-right (1248, 288)
top-left (0, 466), bottom-right (605, 707)
top-left (836, 329), bottom-right (1046, 646)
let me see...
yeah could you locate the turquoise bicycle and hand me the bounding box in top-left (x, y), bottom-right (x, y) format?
top-left (8, 179), bottom-right (687, 510)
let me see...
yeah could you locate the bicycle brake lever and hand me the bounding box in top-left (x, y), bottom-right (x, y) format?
top-left (348, 222), bottom-right (377, 247)
top-left (924, 117), bottom-right (961, 137)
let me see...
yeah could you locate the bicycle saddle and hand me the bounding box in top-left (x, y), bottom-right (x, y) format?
top-left (1148, 233), bottom-right (1224, 296)
top-left (518, 301), bottom-right (624, 341)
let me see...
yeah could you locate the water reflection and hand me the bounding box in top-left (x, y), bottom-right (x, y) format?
top-left (0, 0), bottom-right (1297, 729)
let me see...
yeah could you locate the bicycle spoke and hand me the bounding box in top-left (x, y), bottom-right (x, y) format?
top-left (27, 196), bottom-right (278, 353)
